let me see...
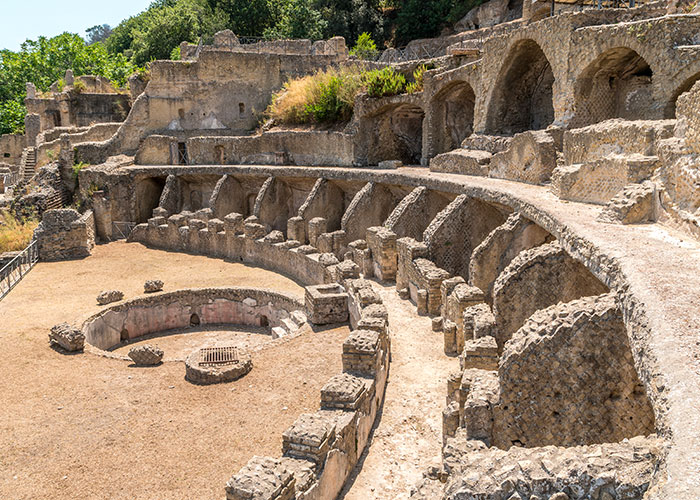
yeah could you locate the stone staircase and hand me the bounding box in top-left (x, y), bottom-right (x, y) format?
top-left (45, 185), bottom-right (68, 211)
top-left (20, 147), bottom-right (37, 182)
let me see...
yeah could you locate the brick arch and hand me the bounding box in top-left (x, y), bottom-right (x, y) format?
top-left (484, 38), bottom-right (555, 135)
top-left (665, 62), bottom-right (700, 118)
top-left (571, 46), bottom-right (653, 128)
top-left (428, 80), bottom-right (477, 156)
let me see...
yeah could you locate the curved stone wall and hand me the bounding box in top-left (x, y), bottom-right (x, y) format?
top-left (81, 287), bottom-right (304, 350)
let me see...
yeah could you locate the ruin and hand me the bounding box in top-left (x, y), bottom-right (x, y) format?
top-left (2, 1), bottom-right (700, 499)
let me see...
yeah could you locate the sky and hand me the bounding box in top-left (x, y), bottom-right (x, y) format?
top-left (1, 0), bottom-right (153, 51)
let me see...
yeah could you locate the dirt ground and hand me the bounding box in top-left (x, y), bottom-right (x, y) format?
top-left (0, 242), bottom-right (349, 500)
top-left (110, 325), bottom-right (279, 361)
top-left (342, 282), bottom-right (458, 500)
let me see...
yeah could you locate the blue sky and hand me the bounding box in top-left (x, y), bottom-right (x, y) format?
top-left (1, 0), bottom-right (153, 51)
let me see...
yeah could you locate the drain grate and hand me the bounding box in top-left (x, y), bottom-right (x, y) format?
top-left (199, 346), bottom-right (240, 366)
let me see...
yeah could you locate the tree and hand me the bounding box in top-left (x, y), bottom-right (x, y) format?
top-left (0, 33), bottom-right (137, 134)
top-left (206, 0), bottom-right (279, 37)
top-left (263, 0), bottom-right (327, 40)
top-left (314, 0), bottom-right (384, 45)
top-left (86, 24), bottom-right (113, 45)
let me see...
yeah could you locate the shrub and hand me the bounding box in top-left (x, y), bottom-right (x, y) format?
top-left (268, 66), bottom-right (363, 124)
top-left (73, 79), bottom-right (87, 93)
top-left (72, 161), bottom-right (89, 180)
top-left (350, 32), bottom-right (379, 60)
top-left (406, 64), bottom-right (431, 94)
top-left (363, 67), bottom-right (406, 97)
top-left (0, 211), bottom-right (38, 253)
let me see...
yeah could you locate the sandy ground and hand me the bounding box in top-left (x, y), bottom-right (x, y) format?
top-left (342, 281), bottom-right (458, 500)
top-left (110, 325), bottom-right (278, 361)
top-left (0, 242), bottom-right (349, 500)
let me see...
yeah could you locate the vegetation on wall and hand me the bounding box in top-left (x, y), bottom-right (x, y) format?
top-left (268, 64), bottom-right (427, 124)
top-left (0, 0), bottom-right (486, 136)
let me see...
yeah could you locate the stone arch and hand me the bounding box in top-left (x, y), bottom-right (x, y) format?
top-left (667, 69), bottom-right (700, 118)
top-left (485, 39), bottom-right (554, 135)
top-left (572, 47), bottom-right (653, 128)
top-left (430, 81), bottom-right (476, 156)
top-left (367, 103), bottom-right (425, 165)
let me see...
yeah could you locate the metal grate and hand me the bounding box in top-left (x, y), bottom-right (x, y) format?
top-left (199, 346), bottom-right (240, 366)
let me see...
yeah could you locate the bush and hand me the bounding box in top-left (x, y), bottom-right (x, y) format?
top-left (350, 32), bottom-right (379, 60)
top-left (268, 66), bottom-right (363, 124)
top-left (0, 211), bottom-right (38, 253)
top-left (406, 63), bottom-right (432, 94)
top-left (363, 67), bottom-right (406, 97)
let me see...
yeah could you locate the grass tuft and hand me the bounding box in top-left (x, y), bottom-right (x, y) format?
top-left (0, 211), bottom-right (38, 253)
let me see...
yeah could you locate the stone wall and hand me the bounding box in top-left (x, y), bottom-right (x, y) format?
top-left (81, 287), bottom-right (304, 350)
top-left (135, 131), bottom-right (355, 167)
top-left (33, 209), bottom-right (95, 261)
top-left (0, 134), bottom-right (26, 166)
top-left (492, 241), bottom-right (609, 347)
top-left (74, 48), bottom-right (347, 164)
top-left (226, 277), bottom-right (389, 500)
top-left (493, 293), bottom-right (655, 448)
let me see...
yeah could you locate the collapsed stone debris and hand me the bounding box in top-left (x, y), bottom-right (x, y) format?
top-left (96, 289), bottom-right (124, 305)
top-left (49, 323), bottom-right (85, 352)
top-left (128, 344), bottom-right (164, 366)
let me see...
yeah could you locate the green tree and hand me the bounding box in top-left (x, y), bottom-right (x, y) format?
top-left (350, 32), bottom-right (379, 60)
top-left (206, 0), bottom-right (280, 37)
top-left (314, 0), bottom-right (384, 45)
top-left (0, 33), bottom-right (137, 134)
top-left (264, 0), bottom-right (327, 40)
top-left (129, 0), bottom-right (227, 65)
top-left (86, 24), bottom-right (113, 45)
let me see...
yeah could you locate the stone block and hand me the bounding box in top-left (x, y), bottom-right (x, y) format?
top-left (460, 336), bottom-right (499, 371)
top-left (128, 344), bottom-right (164, 366)
top-left (282, 412), bottom-right (336, 465)
top-left (343, 329), bottom-right (381, 376)
top-left (144, 280), bottom-right (164, 293)
top-left (305, 284), bottom-right (349, 325)
top-left (287, 216), bottom-right (306, 243)
top-left (321, 373), bottom-right (370, 411)
top-left (244, 222), bottom-right (266, 240)
top-left (366, 227), bottom-right (398, 282)
top-left (97, 290), bottom-right (124, 305)
top-left (224, 212), bottom-right (244, 234)
top-left (225, 456), bottom-right (296, 500)
top-left (308, 217), bottom-right (327, 247)
top-left (49, 323), bottom-right (85, 352)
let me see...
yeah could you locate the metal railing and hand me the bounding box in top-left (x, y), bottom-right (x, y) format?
top-left (112, 221), bottom-right (137, 240)
top-left (0, 240), bottom-right (39, 301)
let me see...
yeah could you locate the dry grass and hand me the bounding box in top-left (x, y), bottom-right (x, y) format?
top-left (267, 65), bottom-right (364, 124)
top-left (0, 210), bottom-right (38, 252)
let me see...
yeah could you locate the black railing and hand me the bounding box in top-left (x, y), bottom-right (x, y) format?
top-left (0, 239), bottom-right (38, 301)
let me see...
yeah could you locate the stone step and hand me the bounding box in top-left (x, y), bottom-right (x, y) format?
top-left (280, 317), bottom-right (300, 334)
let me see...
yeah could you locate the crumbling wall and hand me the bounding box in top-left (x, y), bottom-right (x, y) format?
top-left (484, 39), bottom-right (554, 135)
top-left (469, 213), bottom-right (551, 300)
top-left (572, 47), bottom-right (653, 128)
top-left (34, 209), bottom-right (95, 261)
top-left (492, 241), bottom-right (609, 347)
top-left (493, 294), bottom-right (655, 448)
top-left (424, 195), bottom-right (507, 280)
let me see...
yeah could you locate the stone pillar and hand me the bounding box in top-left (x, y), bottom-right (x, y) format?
top-left (25, 114), bottom-right (41, 147)
top-left (92, 191), bottom-right (113, 242)
top-left (308, 217), bottom-right (327, 247)
top-left (366, 226), bottom-right (398, 282)
top-left (287, 216), bottom-right (305, 243)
